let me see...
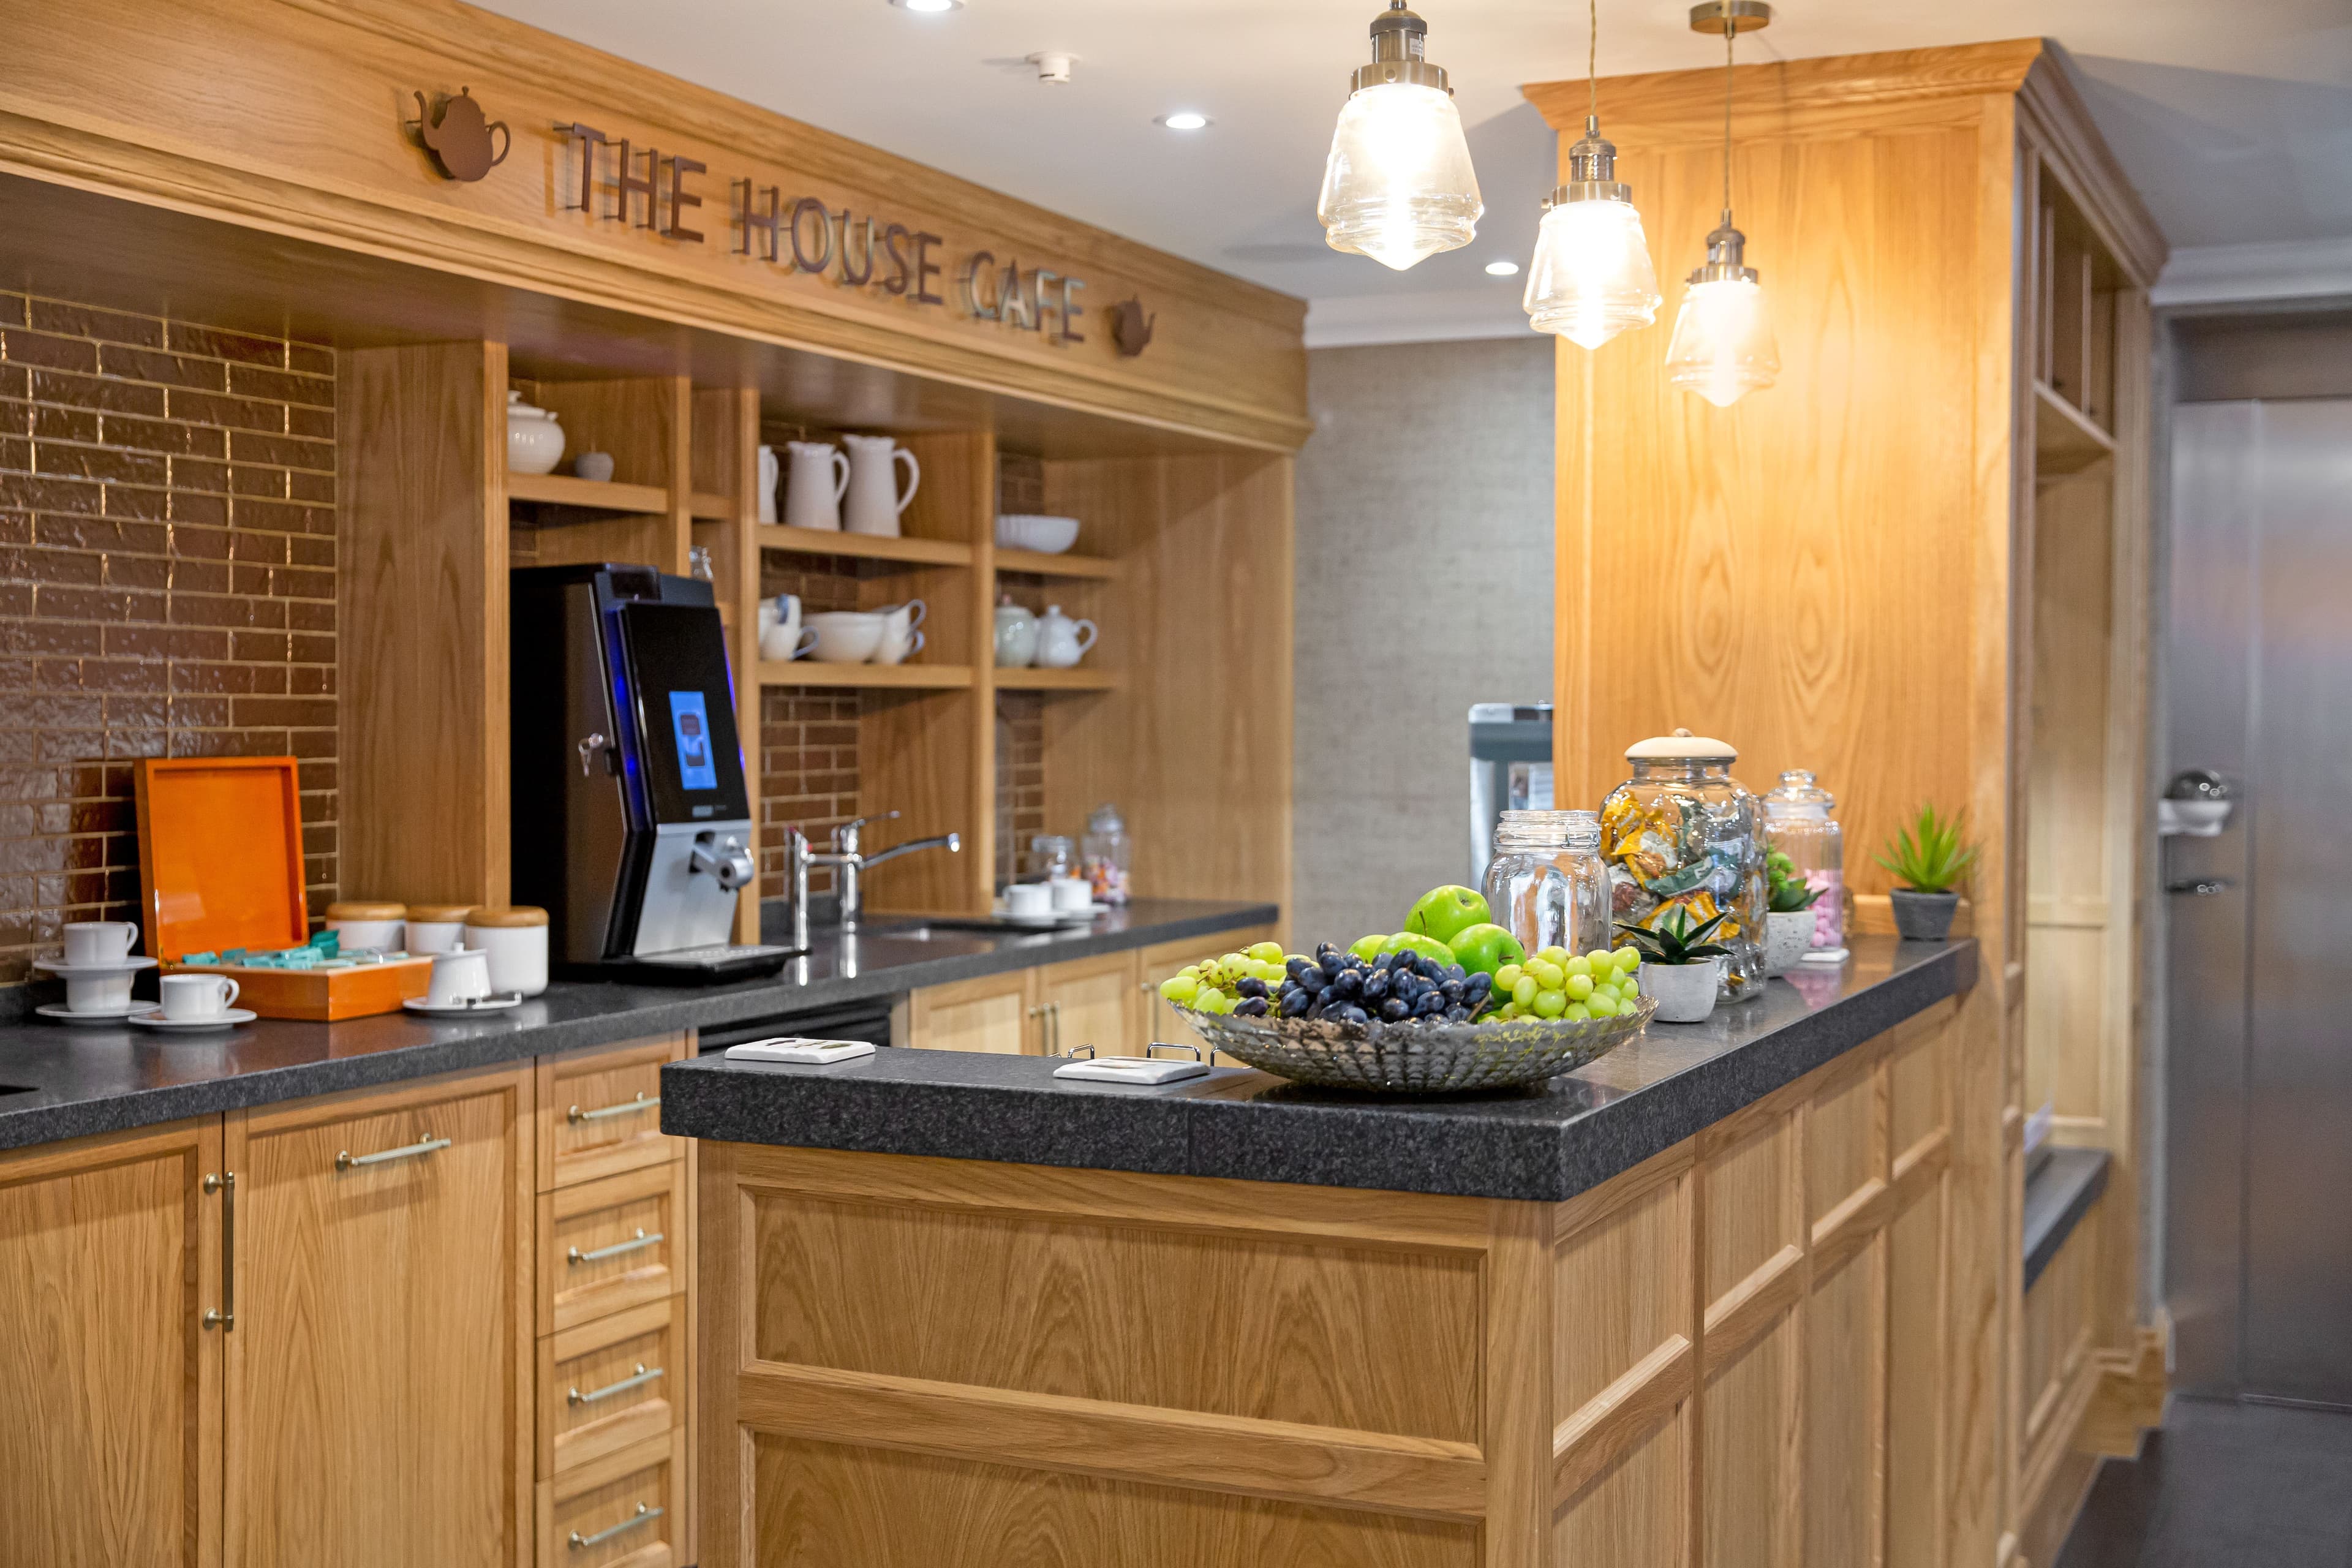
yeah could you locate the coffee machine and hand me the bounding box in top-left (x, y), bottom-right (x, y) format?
top-left (511, 564), bottom-right (791, 982)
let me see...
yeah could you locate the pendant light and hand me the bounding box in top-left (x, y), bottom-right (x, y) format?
top-left (1663, 0), bottom-right (1779, 407)
top-left (1521, 0), bottom-right (1659, 348)
top-left (1317, 2), bottom-right (1482, 271)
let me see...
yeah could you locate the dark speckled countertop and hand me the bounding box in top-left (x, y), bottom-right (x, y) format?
top-left (0, 899), bottom-right (1274, 1153)
top-left (664, 935), bottom-right (1978, 1202)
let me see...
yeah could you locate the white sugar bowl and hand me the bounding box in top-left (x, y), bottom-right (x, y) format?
top-left (507, 391), bottom-right (566, 476)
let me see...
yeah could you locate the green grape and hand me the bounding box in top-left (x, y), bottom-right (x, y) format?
top-left (1248, 941), bottom-right (1284, 963)
top-left (1494, 962), bottom-right (1525, 992)
top-left (1536, 945), bottom-right (1569, 967)
top-left (1180, 965), bottom-right (1200, 979)
top-left (1565, 973), bottom-right (1594, 1002)
top-left (1563, 1002), bottom-right (1593, 1022)
top-left (1619, 971), bottom-right (1641, 997)
top-left (1529, 959), bottom-right (1565, 992)
top-left (1532, 989), bottom-right (1568, 1019)
top-left (1195, 986), bottom-right (1227, 1011)
top-left (1160, 974), bottom-right (1199, 1004)
top-left (1565, 954), bottom-right (1593, 979)
top-left (1586, 993), bottom-right (1619, 1018)
top-left (1615, 947), bottom-right (1642, 973)
top-left (1585, 948), bottom-right (1615, 969)
top-left (1511, 974), bottom-right (1539, 1008)
top-left (1254, 960), bottom-right (1284, 984)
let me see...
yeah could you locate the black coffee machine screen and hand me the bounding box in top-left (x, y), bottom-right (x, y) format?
top-left (614, 600), bottom-right (750, 826)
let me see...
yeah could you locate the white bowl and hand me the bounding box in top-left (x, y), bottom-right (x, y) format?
top-left (996, 514), bottom-right (1080, 554)
top-left (804, 611), bottom-right (887, 664)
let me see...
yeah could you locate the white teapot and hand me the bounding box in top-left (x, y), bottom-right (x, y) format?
top-left (1034, 605), bottom-right (1098, 669)
top-left (994, 600), bottom-right (1038, 668)
top-left (506, 391), bottom-right (565, 475)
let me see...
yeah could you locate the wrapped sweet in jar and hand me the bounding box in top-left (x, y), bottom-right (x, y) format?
top-left (1599, 729), bottom-right (1767, 998)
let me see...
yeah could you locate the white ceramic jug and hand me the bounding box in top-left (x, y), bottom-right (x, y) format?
top-left (756, 444), bottom-right (781, 525)
top-left (1035, 605), bottom-right (1098, 668)
top-left (842, 434), bottom-right (920, 537)
top-left (784, 441), bottom-right (849, 532)
top-left (759, 593), bottom-right (812, 662)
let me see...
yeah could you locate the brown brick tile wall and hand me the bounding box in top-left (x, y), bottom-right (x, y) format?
top-left (994, 692), bottom-right (1045, 891)
top-left (0, 293), bottom-right (336, 984)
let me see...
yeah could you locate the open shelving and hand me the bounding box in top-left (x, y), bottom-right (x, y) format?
top-left (993, 548), bottom-right (1120, 580)
top-left (756, 662), bottom-right (974, 690)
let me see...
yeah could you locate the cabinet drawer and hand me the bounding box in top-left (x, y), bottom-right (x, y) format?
top-left (540, 1295), bottom-right (685, 1480)
top-left (539, 1161), bottom-right (688, 1337)
top-left (537, 1430), bottom-right (685, 1568)
top-left (537, 1035), bottom-right (687, 1192)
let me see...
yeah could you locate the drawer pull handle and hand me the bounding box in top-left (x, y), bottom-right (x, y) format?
top-left (336, 1135), bottom-right (450, 1171)
top-left (569, 1091), bottom-right (660, 1125)
top-left (569, 1503), bottom-right (663, 1551)
top-left (202, 1171), bottom-right (235, 1332)
top-left (569, 1228), bottom-right (663, 1267)
top-left (568, 1362), bottom-right (665, 1406)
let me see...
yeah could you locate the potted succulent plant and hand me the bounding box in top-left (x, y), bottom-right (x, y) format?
top-left (1875, 804), bottom-right (1977, 941)
top-left (1615, 907), bottom-right (1731, 1023)
top-left (1763, 850), bottom-right (1822, 976)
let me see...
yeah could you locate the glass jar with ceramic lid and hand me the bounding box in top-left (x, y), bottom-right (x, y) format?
top-left (1482, 809), bottom-right (1610, 960)
top-left (1080, 804), bottom-right (1131, 907)
top-left (1599, 729), bottom-right (1767, 998)
top-left (1761, 770), bottom-right (1847, 961)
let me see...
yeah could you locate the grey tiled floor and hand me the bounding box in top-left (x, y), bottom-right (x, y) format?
top-left (2059, 1395), bottom-right (2352, 1568)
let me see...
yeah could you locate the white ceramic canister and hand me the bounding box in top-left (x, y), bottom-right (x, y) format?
top-left (404, 903), bottom-right (476, 956)
top-left (463, 905), bottom-right (549, 997)
top-left (506, 391), bottom-right (566, 475)
top-left (324, 900), bottom-right (406, 954)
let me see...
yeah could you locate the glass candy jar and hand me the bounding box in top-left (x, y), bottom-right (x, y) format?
top-left (1080, 803), bottom-right (1131, 907)
top-left (1483, 810), bottom-right (1610, 960)
top-left (1599, 729), bottom-right (1767, 998)
top-left (1026, 835), bottom-right (1075, 883)
top-left (1762, 769), bottom-right (1847, 959)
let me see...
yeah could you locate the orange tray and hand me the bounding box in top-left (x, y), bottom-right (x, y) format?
top-left (134, 756), bottom-right (426, 1020)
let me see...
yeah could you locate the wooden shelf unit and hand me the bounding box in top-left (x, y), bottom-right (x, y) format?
top-left (756, 662), bottom-right (974, 690)
top-left (2034, 380), bottom-right (2119, 478)
top-left (755, 526), bottom-right (973, 567)
top-left (995, 666), bottom-right (1118, 692)
top-left (507, 471), bottom-right (668, 514)
top-left (993, 548), bottom-right (1120, 580)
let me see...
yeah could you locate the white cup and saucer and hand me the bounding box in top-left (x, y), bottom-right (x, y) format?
top-left (32, 920), bottom-right (164, 1025)
top-left (402, 947), bottom-right (522, 1014)
top-left (129, 973), bottom-right (254, 1032)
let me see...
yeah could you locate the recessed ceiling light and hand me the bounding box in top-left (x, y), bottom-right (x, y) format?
top-left (1485, 259), bottom-right (1522, 277)
top-left (1157, 112), bottom-right (1212, 131)
top-left (890, 0), bottom-right (962, 12)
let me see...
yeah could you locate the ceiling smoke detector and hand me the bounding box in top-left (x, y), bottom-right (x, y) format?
top-left (1026, 51), bottom-right (1077, 84)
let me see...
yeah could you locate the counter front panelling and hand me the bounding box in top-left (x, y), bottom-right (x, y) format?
top-left (694, 998), bottom-right (1965, 1566)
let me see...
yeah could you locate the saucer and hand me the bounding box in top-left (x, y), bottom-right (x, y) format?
top-left (32, 955), bottom-right (159, 977)
top-left (36, 1001), bottom-right (162, 1025)
top-left (402, 994), bottom-right (522, 1016)
top-left (129, 1008), bottom-right (257, 1031)
top-left (989, 902), bottom-right (1098, 929)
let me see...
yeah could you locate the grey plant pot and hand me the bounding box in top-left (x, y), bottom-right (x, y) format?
top-left (1889, 888), bottom-right (1959, 941)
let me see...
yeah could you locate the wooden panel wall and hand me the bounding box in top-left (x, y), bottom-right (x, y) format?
top-left (1039, 454), bottom-right (1295, 927)
top-left (339, 339), bottom-right (508, 905)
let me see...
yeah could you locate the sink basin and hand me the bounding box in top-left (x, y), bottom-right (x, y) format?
top-left (863, 918), bottom-right (1058, 940)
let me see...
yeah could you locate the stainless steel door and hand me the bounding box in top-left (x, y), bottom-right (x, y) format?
top-left (2165, 398), bottom-right (2352, 1404)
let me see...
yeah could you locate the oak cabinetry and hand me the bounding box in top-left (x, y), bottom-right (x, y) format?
top-left (540, 1161), bottom-right (691, 1338)
top-left (540, 1430), bottom-right (688, 1568)
top-left (225, 1069), bottom-right (535, 1568)
top-left (1135, 926), bottom-right (1278, 1064)
top-left (1030, 951), bottom-right (1140, 1060)
top-left (0, 1120), bottom-right (222, 1568)
top-left (905, 970), bottom-right (1035, 1055)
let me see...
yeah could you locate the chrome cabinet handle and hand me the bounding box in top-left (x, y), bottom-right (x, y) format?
top-left (569, 1091), bottom-right (659, 1125)
top-left (569, 1503), bottom-right (663, 1551)
top-left (336, 1134), bottom-right (451, 1171)
top-left (1046, 1000), bottom-right (1061, 1057)
top-left (202, 1171), bottom-right (236, 1332)
top-left (568, 1362), bottom-right (665, 1406)
top-left (569, 1228), bottom-right (663, 1267)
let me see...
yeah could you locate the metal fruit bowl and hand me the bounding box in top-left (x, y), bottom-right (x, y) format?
top-left (1177, 996), bottom-right (1656, 1095)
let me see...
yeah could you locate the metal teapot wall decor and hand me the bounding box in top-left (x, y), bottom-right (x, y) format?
top-left (1109, 298), bottom-right (1156, 358)
top-left (412, 87), bottom-right (510, 183)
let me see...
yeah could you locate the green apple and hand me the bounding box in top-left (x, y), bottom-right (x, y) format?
top-left (1448, 922), bottom-right (1528, 980)
top-left (1349, 933), bottom-right (1393, 962)
top-left (1390, 932), bottom-right (1457, 966)
top-left (1404, 886), bottom-right (1492, 946)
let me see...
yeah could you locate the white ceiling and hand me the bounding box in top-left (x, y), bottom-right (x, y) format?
top-left (476, 0), bottom-right (2352, 334)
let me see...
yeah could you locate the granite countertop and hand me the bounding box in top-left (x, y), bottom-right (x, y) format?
top-left (2023, 1146), bottom-right (2111, 1291)
top-left (665, 936), bottom-right (1979, 1203)
top-left (0, 899), bottom-right (1274, 1153)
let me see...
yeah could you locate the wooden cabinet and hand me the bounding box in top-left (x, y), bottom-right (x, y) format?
top-left (906, 970), bottom-right (1037, 1055)
top-left (225, 1067), bottom-right (533, 1568)
top-left (1032, 951), bottom-right (1140, 1060)
top-left (0, 1033), bottom-right (694, 1568)
top-left (0, 1120), bottom-right (223, 1568)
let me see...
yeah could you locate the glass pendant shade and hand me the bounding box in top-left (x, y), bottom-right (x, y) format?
top-left (1664, 275), bottom-right (1777, 407)
top-left (1523, 195), bottom-right (1659, 348)
top-left (1319, 81), bottom-right (1483, 271)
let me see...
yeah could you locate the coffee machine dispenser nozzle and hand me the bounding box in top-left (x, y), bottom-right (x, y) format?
top-left (690, 831), bottom-right (757, 894)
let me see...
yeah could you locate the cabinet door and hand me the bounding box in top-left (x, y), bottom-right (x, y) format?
top-left (1137, 927), bottom-right (1280, 1066)
top-left (0, 1120), bottom-right (222, 1568)
top-left (225, 1066), bottom-right (532, 1568)
top-left (906, 970), bottom-right (1036, 1054)
top-left (1035, 951), bottom-right (1141, 1058)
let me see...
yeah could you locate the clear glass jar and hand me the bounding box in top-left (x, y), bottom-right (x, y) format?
top-left (1080, 804), bottom-right (1131, 907)
top-left (1599, 729), bottom-right (1767, 998)
top-left (1482, 809), bottom-right (1609, 959)
top-left (1026, 834), bottom-right (1074, 882)
top-left (1762, 769), bottom-right (1846, 956)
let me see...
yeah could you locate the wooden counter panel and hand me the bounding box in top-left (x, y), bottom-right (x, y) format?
top-left (1885, 1175), bottom-right (1950, 1566)
top-left (1553, 1415), bottom-right (1684, 1568)
top-left (1704, 1115), bottom-right (1798, 1308)
top-left (748, 1194), bottom-right (1482, 1444)
top-left (748, 1435), bottom-right (1479, 1568)
top-left (1704, 1313), bottom-right (1800, 1568)
top-left (1553, 1153), bottom-right (1692, 1419)
top-left (1804, 1245), bottom-right (1883, 1568)
top-left (1805, 1056), bottom-right (1882, 1231)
